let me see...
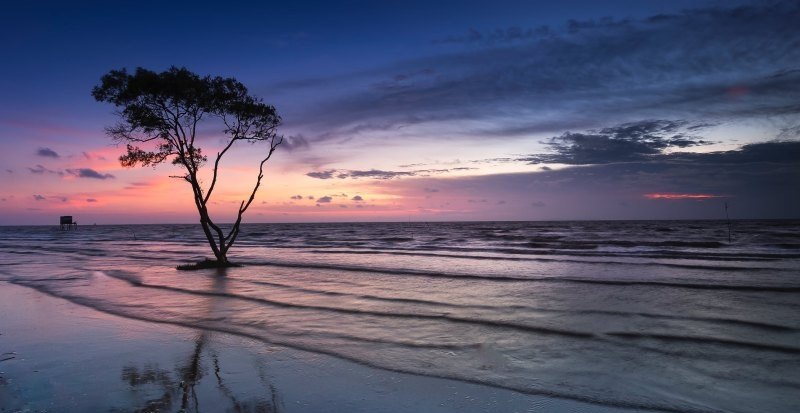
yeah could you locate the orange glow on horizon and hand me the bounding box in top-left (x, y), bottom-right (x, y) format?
top-left (644, 193), bottom-right (723, 200)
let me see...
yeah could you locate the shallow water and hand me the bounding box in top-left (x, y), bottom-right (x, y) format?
top-left (1, 220), bottom-right (799, 413)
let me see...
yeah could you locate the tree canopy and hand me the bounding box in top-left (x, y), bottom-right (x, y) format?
top-left (93, 66), bottom-right (282, 267)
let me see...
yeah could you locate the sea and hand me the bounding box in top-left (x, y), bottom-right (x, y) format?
top-left (1, 220), bottom-right (798, 413)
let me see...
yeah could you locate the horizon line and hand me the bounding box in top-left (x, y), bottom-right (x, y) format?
top-left (1, 217), bottom-right (798, 227)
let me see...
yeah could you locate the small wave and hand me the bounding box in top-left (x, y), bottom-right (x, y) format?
top-left (10, 276), bottom-right (88, 283)
top-left (265, 242), bottom-right (799, 261)
top-left (607, 332), bottom-right (800, 354)
top-left (239, 278), bottom-right (797, 332)
top-left (246, 279), bottom-right (472, 309)
top-left (589, 310), bottom-right (796, 332)
top-left (0, 248), bottom-right (43, 255)
top-left (600, 240), bottom-right (726, 249)
top-left (771, 243), bottom-right (800, 250)
top-left (100, 271), bottom-right (594, 339)
top-left (291, 330), bottom-right (481, 351)
top-left (479, 233), bottom-right (528, 241)
top-left (243, 260), bottom-right (800, 292)
top-left (566, 278), bottom-right (800, 292)
top-left (305, 248), bottom-right (776, 272)
top-left (377, 237), bottom-right (415, 242)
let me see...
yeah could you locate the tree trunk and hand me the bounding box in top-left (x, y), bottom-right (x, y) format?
top-left (196, 207), bottom-right (230, 268)
top-left (215, 250), bottom-right (228, 266)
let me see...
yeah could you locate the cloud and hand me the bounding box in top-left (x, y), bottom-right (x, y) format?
top-left (662, 139), bottom-right (800, 165)
top-left (290, 195), bottom-right (303, 200)
top-left (28, 165), bottom-right (46, 174)
top-left (33, 194), bottom-right (45, 201)
top-left (316, 196), bottom-right (332, 203)
top-left (65, 168), bottom-right (115, 180)
top-left (284, 1), bottom-right (800, 142)
top-left (281, 135), bottom-right (311, 152)
top-left (524, 120), bottom-right (713, 165)
top-left (345, 169), bottom-right (417, 179)
top-left (80, 151), bottom-right (107, 161)
top-left (86, 198), bottom-right (98, 202)
top-left (36, 147), bottom-right (59, 158)
top-left (123, 181), bottom-right (154, 190)
top-left (306, 168), bottom-right (467, 180)
top-left (388, 140), bottom-right (800, 219)
top-left (351, 195), bottom-right (364, 201)
top-left (28, 164), bottom-right (63, 176)
top-left (306, 170), bottom-right (336, 179)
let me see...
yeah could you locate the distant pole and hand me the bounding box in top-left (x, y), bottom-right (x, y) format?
top-left (725, 201), bottom-right (732, 243)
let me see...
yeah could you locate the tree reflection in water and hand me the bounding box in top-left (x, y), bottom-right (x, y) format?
top-left (118, 333), bottom-right (280, 413)
top-left (116, 270), bottom-right (281, 413)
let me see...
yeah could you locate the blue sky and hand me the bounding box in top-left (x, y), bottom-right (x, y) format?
top-left (1, 0), bottom-right (798, 224)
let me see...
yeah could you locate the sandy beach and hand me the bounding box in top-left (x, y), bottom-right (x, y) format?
top-left (1, 281), bottom-right (653, 413)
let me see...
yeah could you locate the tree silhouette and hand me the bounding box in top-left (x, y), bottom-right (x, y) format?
top-left (93, 66), bottom-right (282, 267)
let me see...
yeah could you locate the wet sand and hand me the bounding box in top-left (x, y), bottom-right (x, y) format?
top-left (0, 281), bottom-right (649, 413)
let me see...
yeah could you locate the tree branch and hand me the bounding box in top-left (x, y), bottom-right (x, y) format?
top-left (223, 135), bottom-right (282, 249)
top-left (203, 135), bottom-right (238, 204)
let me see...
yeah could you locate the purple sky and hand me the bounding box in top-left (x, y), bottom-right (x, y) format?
top-left (1, 0), bottom-right (799, 224)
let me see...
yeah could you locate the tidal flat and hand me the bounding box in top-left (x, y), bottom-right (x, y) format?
top-left (1, 221), bottom-right (799, 412)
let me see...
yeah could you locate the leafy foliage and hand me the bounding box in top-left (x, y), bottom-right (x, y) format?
top-left (93, 66), bottom-right (282, 266)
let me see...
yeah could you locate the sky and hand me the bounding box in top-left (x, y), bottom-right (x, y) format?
top-left (1, 0), bottom-right (798, 224)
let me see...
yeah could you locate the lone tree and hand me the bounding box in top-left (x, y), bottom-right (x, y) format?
top-left (93, 66), bottom-right (282, 267)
